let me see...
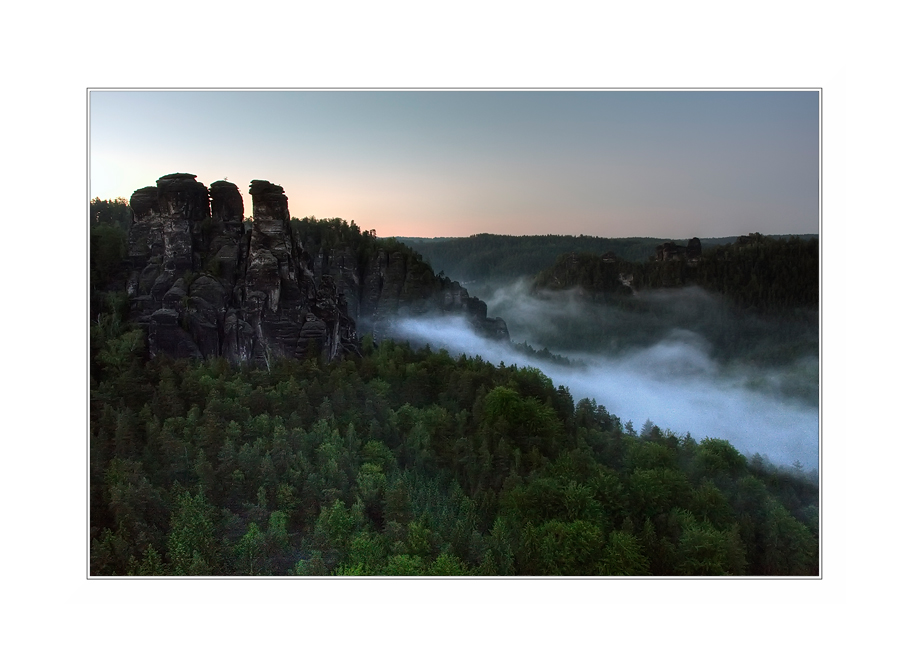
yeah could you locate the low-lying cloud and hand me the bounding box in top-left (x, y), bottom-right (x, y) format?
top-left (388, 310), bottom-right (819, 469)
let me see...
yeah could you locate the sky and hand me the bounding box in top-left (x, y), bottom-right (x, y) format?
top-left (89, 90), bottom-right (819, 239)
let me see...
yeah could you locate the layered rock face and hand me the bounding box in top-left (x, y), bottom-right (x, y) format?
top-left (126, 173), bottom-right (507, 364)
top-left (127, 174), bottom-right (358, 364)
top-left (354, 249), bottom-right (507, 341)
top-left (127, 174), bottom-right (214, 359)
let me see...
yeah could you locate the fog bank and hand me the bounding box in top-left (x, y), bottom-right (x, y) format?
top-left (388, 314), bottom-right (819, 468)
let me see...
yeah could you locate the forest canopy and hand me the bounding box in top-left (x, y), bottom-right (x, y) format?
top-left (89, 202), bottom-right (818, 576)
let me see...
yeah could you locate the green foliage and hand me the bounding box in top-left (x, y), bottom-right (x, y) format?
top-left (333, 562), bottom-right (372, 576)
top-left (314, 499), bottom-right (356, 558)
top-left (267, 510), bottom-right (290, 551)
top-left (128, 544), bottom-right (167, 576)
top-left (758, 500), bottom-right (819, 576)
top-left (91, 525), bottom-right (133, 576)
top-left (426, 553), bottom-right (470, 576)
top-left (627, 468), bottom-right (692, 519)
top-left (505, 476), bottom-right (601, 525)
top-left (519, 520), bottom-right (605, 575)
top-left (294, 551), bottom-right (329, 576)
top-left (672, 509), bottom-right (748, 576)
top-left (599, 531), bottom-right (650, 576)
top-left (478, 516), bottom-right (517, 575)
top-left (167, 489), bottom-right (218, 575)
top-left (235, 522), bottom-right (266, 576)
top-left (381, 554), bottom-right (426, 576)
top-left (90, 224), bottom-right (128, 288)
top-left (483, 386), bottom-right (561, 456)
top-left (97, 330), bottom-right (145, 378)
top-left (91, 197), bottom-right (131, 231)
top-left (694, 438), bottom-right (748, 479)
top-left (90, 328), bottom-right (817, 576)
top-left (341, 531), bottom-right (389, 575)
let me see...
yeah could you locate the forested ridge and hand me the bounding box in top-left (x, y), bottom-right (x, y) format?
top-left (403, 234), bottom-right (669, 285)
top-left (90, 200), bottom-right (819, 576)
top-left (534, 233), bottom-right (819, 314)
top-left (403, 232), bottom-right (818, 287)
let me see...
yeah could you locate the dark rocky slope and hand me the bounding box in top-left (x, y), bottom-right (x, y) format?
top-left (125, 173), bottom-right (507, 365)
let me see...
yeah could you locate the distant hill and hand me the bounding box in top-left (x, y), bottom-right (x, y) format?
top-left (398, 233), bottom-right (818, 286)
top-left (533, 233), bottom-right (819, 314)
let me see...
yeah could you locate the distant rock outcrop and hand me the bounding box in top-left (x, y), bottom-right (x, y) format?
top-left (654, 238), bottom-right (701, 264)
top-left (126, 173), bottom-right (507, 364)
top-left (654, 241), bottom-right (684, 262)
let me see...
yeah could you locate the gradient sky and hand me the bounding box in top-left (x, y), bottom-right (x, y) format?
top-left (90, 90), bottom-right (819, 238)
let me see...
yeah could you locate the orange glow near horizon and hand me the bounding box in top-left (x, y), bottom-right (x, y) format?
top-left (90, 91), bottom-right (819, 240)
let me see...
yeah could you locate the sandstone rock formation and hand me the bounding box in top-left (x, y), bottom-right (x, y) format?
top-left (654, 241), bottom-right (684, 262)
top-left (686, 237), bottom-right (702, 262)
top-left (126, 173), bottom-right (507, 364)
top-left (654, 238), bottom-right (701, 264)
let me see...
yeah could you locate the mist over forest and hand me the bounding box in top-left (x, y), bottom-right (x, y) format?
top-left (390, 278), bottom-right (819, 469)
top-left (90, 191), bottom-right (819, 576)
